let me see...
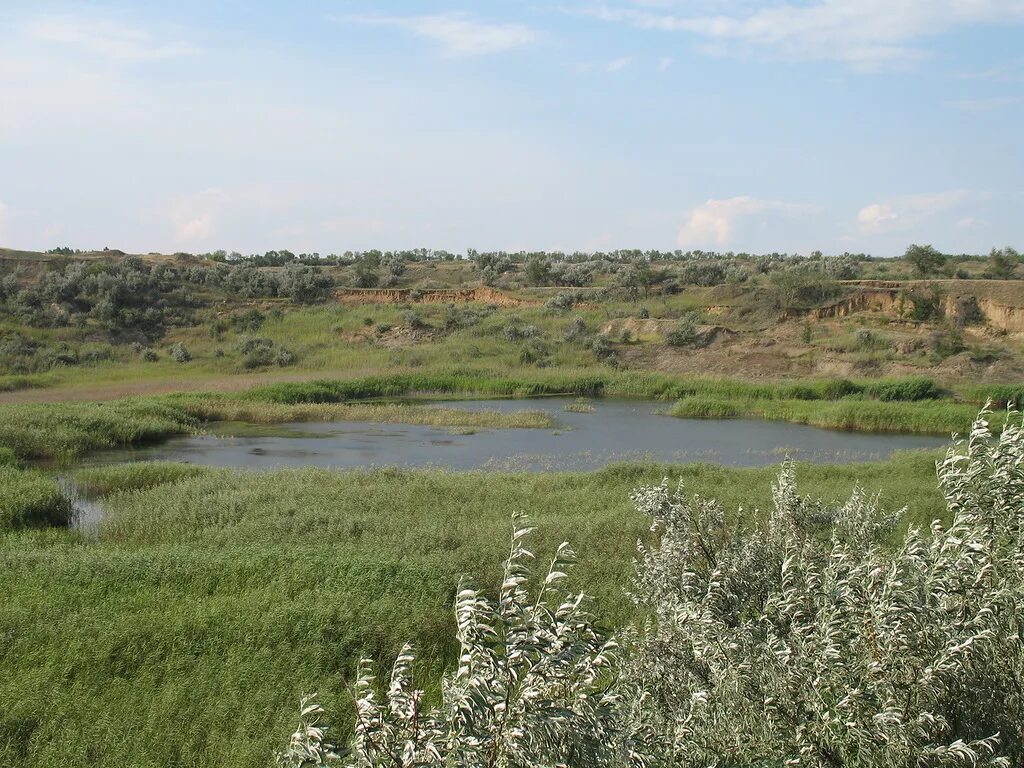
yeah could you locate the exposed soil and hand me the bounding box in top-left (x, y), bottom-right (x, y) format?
top-left (335, 286), bottom-right (539, 307)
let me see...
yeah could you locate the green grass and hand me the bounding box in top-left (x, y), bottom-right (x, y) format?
top-left (0, 400), bottom-right (198, 460)
top-left (70, 461), bottom-right (208, 496)
top-left (669, 395), bottom-right (992, 435)
top-left (0, 394), bottom-right (554, 461)
top-left (172, 395), bottom-right (555, 429)
top-left (0, 467), bottom-right (71, 531)
top-left (245, 371), bottom-right (607, 403)
top-left (0, 372), bottom-right (988, 463)
top-left (0, 454), bottom-right (948, 767)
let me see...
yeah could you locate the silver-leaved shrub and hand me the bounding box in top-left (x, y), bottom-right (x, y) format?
top-left (278, 515), bottom-right (629, 768)
top-left (623, 407), bottom-right (1023, 766)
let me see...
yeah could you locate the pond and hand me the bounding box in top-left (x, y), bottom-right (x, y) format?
top-left (83, 397), bottom-right (948, 472)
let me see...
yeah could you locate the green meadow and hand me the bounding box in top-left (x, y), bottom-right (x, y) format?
top-left (1, 453), bottom-right (947, 767)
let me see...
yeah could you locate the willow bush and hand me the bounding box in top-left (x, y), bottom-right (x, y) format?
top-left (282, 407), bottom-right (1023, 767)
top-left (279, 517), bottom-right (630, 767)
top-left (624, 410), bottom-right (1023, 766)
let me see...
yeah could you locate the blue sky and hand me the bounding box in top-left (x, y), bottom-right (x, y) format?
top-left (0, 1), bottom-right (1021, 256)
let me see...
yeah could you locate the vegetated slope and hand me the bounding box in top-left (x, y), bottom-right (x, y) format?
top-left (1, 248), bottom-right (1023, 400)
top-left (0, 455), bottom-right (945, 768)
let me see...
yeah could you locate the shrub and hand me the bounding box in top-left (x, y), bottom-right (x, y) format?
top-left (275, 347), bottom-right (297, 367)
top-left (519, 338), bottom-right (550, 367)
top-left (909, 287), bottom-right (945, 321)
top-left (402, 310), bottom-right (427, 330)
top-left (143, 348), bottom-right (159, 362)
top-left (544, 292), bottom-right (578, 312)
top-left (854, 327), bottom-right (874, 347)
top-left (768, 269), bottom-right (841, 309)
top-left (281, 264), bottom-right (333, 303)
top-left (280, 407), bottom-right (1024, 767)
top-left (591, 336), bottom-right (615, 362)
top-left (238, 338), bottom-right (276, 369)
top-left (230, 308), bottom-right (265, 333)
top-left (564, 316), bottom-right (588, 343)
top-left (929, 327), bottom-right (966, 359)
top-left (168, 343), bottom-right (192, 363)
top-left (504, 323), bottom-right (539, 342)
top-left (665, 313), bottom-right (704, 348)
top-left (953, 295), bottom-right (985, 326)
top-left (278, 519), bottom-right (627, 768)
top-left (621, 408), bottom-right (1024, 766)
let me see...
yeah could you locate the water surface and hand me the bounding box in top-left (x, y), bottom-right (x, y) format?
top-left (84, 398), bottom-right (948, 472)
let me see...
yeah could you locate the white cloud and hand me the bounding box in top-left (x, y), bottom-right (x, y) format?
top-left (607, 56), bottom-right (633, 72)
top-left (175, 213), bottom-right (213, 240)
top-left (856, 190), bottom-right (980, 234)
top-left (338, 13), bottom-right (536, 57)
top-left (0, 202), bottom-right (7, 233)
top-left (659, 56), bottom-right (675, 70)
top-left (944, 96), bottom-right (1021, 111)
top-left (856, 203), bottom-right (899, 232)
top-left (588, 1), bottom-right (1024, 69)
top-left (25, 15), bottom-right (199, 61)
top-left (677, 196), bottom-right (806, 247)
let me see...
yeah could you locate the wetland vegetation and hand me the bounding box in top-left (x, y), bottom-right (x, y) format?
top-left (1, 245), bottom-right (1022, 766)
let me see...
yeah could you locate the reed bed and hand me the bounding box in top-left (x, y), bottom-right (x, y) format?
top-left (669, 395), bottom-right (991, 435)
top-left (0, 454), bottom-right (947, 767)
top-left (0, 466), bottom-right (71, 530)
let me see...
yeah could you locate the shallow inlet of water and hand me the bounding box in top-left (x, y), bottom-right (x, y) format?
top-left (82, 397), bottom-right (948, 472)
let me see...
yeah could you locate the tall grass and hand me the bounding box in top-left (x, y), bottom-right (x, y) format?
top-left (245, 372), bottom-right (607, 403)
top-left (608, 372), bottom-right (943, 403)
top-left (0, 455), bottom-right (947, 767)
top-left (71, 461), bottom-right (208, 496)
top-left (0, 372), bottom-right (977, 462)
top-left (0, 400), bottom-right (197, 460)
top-left (669, 396), bottom-right (990, 435)
top-left (0, 467), bottom-right (71, 530)
top-left (171, 396), bottom-right (555, 429)
top-left (0, 393), bottom-right (555, 461)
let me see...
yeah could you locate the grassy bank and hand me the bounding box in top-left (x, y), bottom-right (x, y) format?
top-left (0, 395), bottom-right (554, 461)
top-left (0, 454), bottom-right (947, 767)
top-left (0, 466), bottom-right (71, 531)
top-left (171, 396), bottom-right (554, 429)
top-left (0, 371), bottom-right (992, 461)
top-left (668, 395), bottom-right (993, 435)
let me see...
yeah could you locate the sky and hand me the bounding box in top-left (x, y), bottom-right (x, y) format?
top-left (0, 1), bottom-right (1021, 257)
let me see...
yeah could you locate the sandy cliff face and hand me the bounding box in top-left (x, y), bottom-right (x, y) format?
top-left (975, 298), bottom-right (1024, 333)
top-left (335, 286), bottom-right (537, 307)
top-left (788, 280), bottom-right (1024, 333)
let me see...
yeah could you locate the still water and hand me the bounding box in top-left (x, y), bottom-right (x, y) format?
top-left (84, 398), bottom-right (948, 472)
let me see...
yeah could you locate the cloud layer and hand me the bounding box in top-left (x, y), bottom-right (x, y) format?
top-left (589, 0), bottom-right (1024, 68)
top-left (856, 190), bottom-right (981, 235)
top-left (339, 13), bottom-right (536, 56)
top-left (678, 196), bottom-right (808, 247)
top-left (25, 15), bottom-right (198, 60)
